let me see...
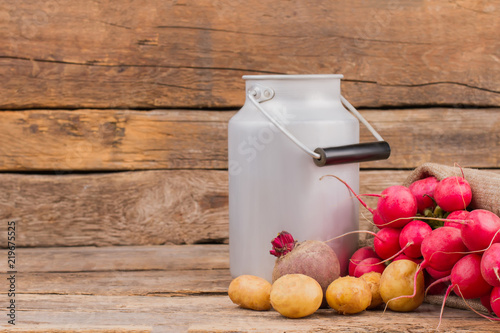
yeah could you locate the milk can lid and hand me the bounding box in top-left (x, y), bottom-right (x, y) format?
top-left (242, 74), bottom-right (344, 80)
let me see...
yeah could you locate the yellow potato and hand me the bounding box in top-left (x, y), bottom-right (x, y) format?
top-left (359, 272), bottom-right (383, 309)
top-left (270, 274), bottom-right (323, 318)
top-left (326, 276), bottom-right (372, 315)
top-left (228, 275), bottom-right (272, 311)
top-left (379, 260), bottom-right (425, 312)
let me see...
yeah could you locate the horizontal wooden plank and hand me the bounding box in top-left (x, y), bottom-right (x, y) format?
top-left (0, 170), bottom-right (412, 247)
top-left (3, 169), bottom-right (500, 248)
top-left (2, 245), bottom-right (229, 296)
top-left (0, 110), bottom-right (231, 171)
top-left (0, 170), bottom-right (230, 247)
top-left (3, 294), bottom-right (498, 333)
top-left (0, 327), bottom-right (152, 333)
top-left (2, 1), bottom-right (500, 109)
top-left (0, 108), bottom-right (498, 171)
top-left (5, 245), bottom-right (228, 273)
top-left (16, 269), bottom-right (230, 296)
top-left (2, 169), bottom-right (500, 248)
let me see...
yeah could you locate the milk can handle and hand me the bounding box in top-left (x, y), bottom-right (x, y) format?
top-left (247, 87), bottom-right (391, 167)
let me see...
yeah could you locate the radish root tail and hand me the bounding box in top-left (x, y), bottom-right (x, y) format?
top-left (455, 285), bottom-right (500, 322)
top-left (437, 284), bottom-right (454, 330)
top-left (386, 263), bottom-right (424, 308)
top-left (424, 275), bottom-right (451, 298)
top-left (324, 230), bottom-right (378, 244)
top-left (320, 174), bottom-right (377, 213)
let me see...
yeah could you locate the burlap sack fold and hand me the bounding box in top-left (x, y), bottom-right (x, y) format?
top-left (402, 162), bottom-right (500, 313)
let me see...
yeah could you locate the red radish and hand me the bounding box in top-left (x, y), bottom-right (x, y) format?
top-left (491, 287), bottom-right (500, 317)
top-left (444, 210), bottom-right (469, 229)
top-left (396, 227), bottom-right (468, 304)
top-left (461, 209), bottom-right (500, 252)
top-left (348, 246), bottom-right (379, 276)
top-left (399, 220), bottom-right (432, 258)
top-left (426, 266), bottom-right (451, 280)
top-left (392, 253), bottom-right (422, 265)
top-left (320, 175), bottom-right (416, 229)
top-left (481, 243), bottom-right (500, 287)
top-left (432, 254), bottom-right (493, 327)
top-left (373, 227), bottom-right (402, 260)
top-left (421, 227), bottom-right (467, 272)
top-left (353, 257), bottom-right (385, 277)
top-left (481, 292), bottom-right (493, 313)
top-left (372, 209), bottom-right (385, 229)
top-left (434, 176), bottom-right (472, 212)
top-left (424, 273), bottom-right (448, 295)
top-left (408, 176), bottom-right (438, 214)
top-left (443, 287), bottom-right (500, 325)
top-left (449, 254), bottom-right (492, 299)
top-left (376, 186), bottom-right (418, 228)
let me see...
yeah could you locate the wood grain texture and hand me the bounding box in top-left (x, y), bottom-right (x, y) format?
top-left (6, 245), bottom-right (229, 273)
top-left (0, 170), bottom-right (407, 247)
top-left (0, 108), bottom-right (498, 171)
top-left (2, 0), bottom-right (500, 109)
top-left (0, 109), bottom-right (231, 171)
top-left (0, 327), bottom-right (152, 333)
top-left (1, 245), bottom-right (496, 332)
top-left (1, 169), bottom-right (499, 248)
top-left (0, 170), bottom-right (230, 247)
top-left (2, 293), bottom-right (498, 332)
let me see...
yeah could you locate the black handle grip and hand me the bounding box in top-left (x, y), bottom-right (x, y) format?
top-left (313, 141), bottom-right (391, 166)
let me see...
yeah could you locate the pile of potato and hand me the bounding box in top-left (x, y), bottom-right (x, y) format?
top-left (228, 259), bottom-right (424, 318)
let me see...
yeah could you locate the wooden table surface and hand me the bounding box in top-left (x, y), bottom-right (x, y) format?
top-left (1, 244), bottom-right (499, 333)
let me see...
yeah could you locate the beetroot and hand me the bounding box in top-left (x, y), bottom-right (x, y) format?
top-left (270, 232), bottom-right (340, 299)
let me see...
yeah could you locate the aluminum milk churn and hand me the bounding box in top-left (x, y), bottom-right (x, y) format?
top-left (228, 74), bottom-right (390, 282)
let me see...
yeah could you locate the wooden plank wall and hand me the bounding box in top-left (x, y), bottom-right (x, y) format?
top-left (1, 0), bottom-right (499, 247)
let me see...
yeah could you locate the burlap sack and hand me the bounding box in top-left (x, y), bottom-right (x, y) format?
top-left (403, 162), bottom-right (500, 217)
top-left (403, 162), bottom-right (500, 313)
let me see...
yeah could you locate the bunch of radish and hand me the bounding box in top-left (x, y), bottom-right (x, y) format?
top-left (325, 173), bottom-right (500, 323)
